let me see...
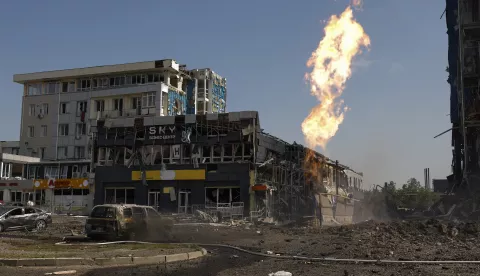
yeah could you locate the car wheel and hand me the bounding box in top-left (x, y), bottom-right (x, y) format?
top-left (35, 220), bottom-right (47, 231)
top-left (0, 223), bottom-right (4, 232)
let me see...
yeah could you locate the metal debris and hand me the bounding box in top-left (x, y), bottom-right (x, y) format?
top-left (44, 270), bottom-right (77, 275)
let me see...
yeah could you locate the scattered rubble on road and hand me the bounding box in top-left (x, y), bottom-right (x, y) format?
top-left (4, 214), bottom-right (480, 275)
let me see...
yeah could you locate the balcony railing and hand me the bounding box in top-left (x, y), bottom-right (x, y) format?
top-left (90, 108), bottom-right (162, 120)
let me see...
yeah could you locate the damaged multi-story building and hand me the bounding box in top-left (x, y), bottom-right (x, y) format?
top-left (90, 111), bottom-right (363, 222)
top-left (445, 0), bottom-right (480, 190)
top-left (6, 59), bottom-right (227, 213)
top-left (4, 58), bottom-right (362, 221)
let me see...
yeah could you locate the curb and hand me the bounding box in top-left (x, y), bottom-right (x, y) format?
top-left (0, 248), bottom-right (208, 267)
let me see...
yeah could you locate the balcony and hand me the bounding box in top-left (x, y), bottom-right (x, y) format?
top-left (90, 108), bottom-right (158, 120)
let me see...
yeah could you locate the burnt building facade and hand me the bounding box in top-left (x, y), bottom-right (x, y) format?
top-left (90, 111), bottom-right (363, 220)
top-left (91, 111), bottom-right (258, 214)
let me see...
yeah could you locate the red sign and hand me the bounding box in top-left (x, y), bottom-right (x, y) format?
top-left (0, 183), bottom-right (18, 187)
top-left (54, 180), bottom-right (72, 189)
top-left (48, 179), bottom-right (55, 189)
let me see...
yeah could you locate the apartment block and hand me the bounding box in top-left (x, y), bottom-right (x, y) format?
top-left (13, 59), bottom-right (227, 161)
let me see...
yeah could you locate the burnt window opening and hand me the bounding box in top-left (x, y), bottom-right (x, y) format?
top-left (202, 146), bottom-right (211, 163)
top-left (234, 144), bottom-right (243, 157)
top-left (162, 146), bottom-right (171, 164)
top-left (223, 144), bottom-right (233, 162)
top-left (213, 145), bottom-right (221, 162)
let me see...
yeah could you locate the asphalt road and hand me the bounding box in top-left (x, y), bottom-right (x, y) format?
top-left (3, 246), bottom-right (480, 276)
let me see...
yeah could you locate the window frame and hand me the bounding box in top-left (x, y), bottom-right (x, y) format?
top-left (59, 102), bottom-right (69, 114)
top-left (40, 125), bottom-right (47, 137)
top-left (27, 126), bottom-right (35, 138)
top-left (58, 124), bottom-right (69, 136)
top-left (75, 123), bottom-right (86, 136)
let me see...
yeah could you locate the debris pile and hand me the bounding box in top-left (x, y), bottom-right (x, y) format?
top-left (322, 219), bottom-right (480, 242)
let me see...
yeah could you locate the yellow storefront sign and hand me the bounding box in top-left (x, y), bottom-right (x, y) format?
top-left (131, 170), bottom-right (205, 181)
top-left (33, 178), bottom-right (90, 189)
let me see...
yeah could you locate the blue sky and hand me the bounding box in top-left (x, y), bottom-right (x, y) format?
top-left (0, 0), bottom-right (450, 189)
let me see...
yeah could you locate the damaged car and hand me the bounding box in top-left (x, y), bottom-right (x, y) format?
top-left (85, 204), bottom-right (173, 240)
top-left (0, 206), bottom-right (52, 232)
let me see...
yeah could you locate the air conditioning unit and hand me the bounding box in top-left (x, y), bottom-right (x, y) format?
top-left (81, 172), bottom-right (88, 178)
top-left (72, 172), bottom-right (80, 178)
top-left (37, 113), bottom-right (44, 119)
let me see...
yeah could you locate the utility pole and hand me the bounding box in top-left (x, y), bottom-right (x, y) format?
top-left (335, 160), bottom-right (339, 195)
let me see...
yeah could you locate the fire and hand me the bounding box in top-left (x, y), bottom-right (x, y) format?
top-left (301, 5), bottom-right (370, 149)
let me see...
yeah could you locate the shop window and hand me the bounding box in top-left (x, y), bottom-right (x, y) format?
top-left (11, 191), bottom-right (22, 202)
top-left (105, 188), bottom-right (134, 204)
top-left (205, 187), bottom-right (241, 206)
top-left (35, 190), bottom-right (45, 205)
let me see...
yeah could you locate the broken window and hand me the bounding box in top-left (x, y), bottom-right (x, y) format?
top-left (152, 146), bottom-right (163, 164)
top-left (213, 145), bottom-right (221, 162)
top-left (223, 144), bottom-right (233, 162)
top-left (162, 145), bottom-right (171, 164)
top-left (201, 146), bottom-right (211, 163)
top-left (182, 144), bottom-right (192, 163)
top-left (243, 144), bottom-right (252, 161)
top-left (205, 187), bottom-right (241, 206)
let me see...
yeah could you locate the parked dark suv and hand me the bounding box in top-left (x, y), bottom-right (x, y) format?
top-left (0, 206), bottom-right (52, 232)
top-left (85, 204), bottom-right (173, 240)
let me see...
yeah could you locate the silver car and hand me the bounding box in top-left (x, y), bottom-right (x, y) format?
top-left (0, 206), bottom-right (52, 232)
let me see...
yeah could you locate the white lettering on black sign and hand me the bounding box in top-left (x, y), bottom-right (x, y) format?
top-left (148, 126), bottom-right (176, 140)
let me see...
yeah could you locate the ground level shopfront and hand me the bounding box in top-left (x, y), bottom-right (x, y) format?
top-left (33, 178), bottom-right (92, 214)
top-left (0, 180), bottom-right (37, 204)
top-left (94, 163), bottom-right (252, 214)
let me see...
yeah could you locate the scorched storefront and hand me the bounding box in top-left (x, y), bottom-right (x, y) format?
top-left (93, 163), bottom-right (251, 214)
